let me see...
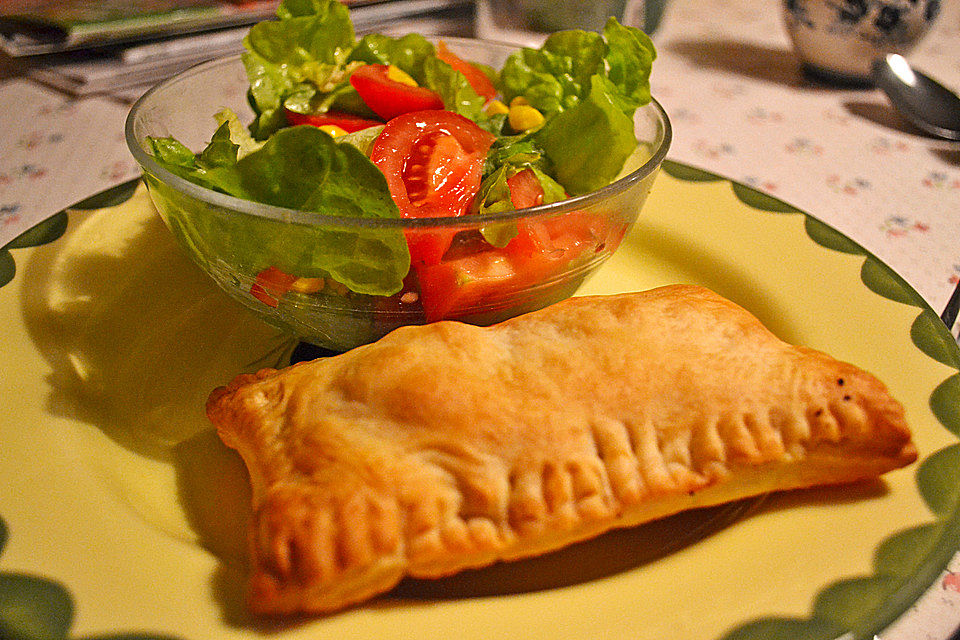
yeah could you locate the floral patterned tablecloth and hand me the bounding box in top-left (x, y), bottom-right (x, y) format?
top-left (650, 0), bottom-right (960, 327)
top-left (0, 0), bottom-right (958, 638)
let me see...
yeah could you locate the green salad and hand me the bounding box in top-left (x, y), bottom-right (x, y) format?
top-left (147, 0), bottom-right (656, 322)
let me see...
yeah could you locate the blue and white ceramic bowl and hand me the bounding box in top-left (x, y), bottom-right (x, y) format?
top-left (782, 0), bottom-right (941, 83)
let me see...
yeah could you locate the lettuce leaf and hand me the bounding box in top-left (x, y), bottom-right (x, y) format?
top-left (148, 124), bottom-right (249, 197)
top-left (148, 124), bottom-right (409, 296)
top-left (347, 32), bottom-right (436, 82)
top-left (336, 124), bottom-right (385, 156)
top-left (242, 0), bottom-right (357, 138)
top-left (483, 133), bottom-right (544, 176)
top-left (601, 18), bottom-right (657, 114)
top-left (214, 108), bottom-right (264, 159)
top-left (498, 29), bottom-right (605, 116)
top-left (534, 74), bottom-right (638, 195)
top-left (497, 18), bottom-right (655, 194)
top-left (475, 136), bottom-right (566, 247)
top-left (422, 55), bottom-right (487, 122)
top-left (499, 17), bottom-right (655, 118)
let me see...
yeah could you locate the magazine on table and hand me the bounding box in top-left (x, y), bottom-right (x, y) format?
top-left (0, 0), bottom-right (280, 57)
top-left (5, 0), bottom-right (473, 96)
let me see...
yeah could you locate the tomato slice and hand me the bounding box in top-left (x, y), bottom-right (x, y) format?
top-left (250, 266), bottom-right (325, 307)
top-left (410, 160), bottom-right (622, 321)
top-left (416, 250), bottom-right (518, 322)
top-left (507, 167), bottom-right (545, 209)
top-left (416, 190), bottom-right (628, 322)
top-left (250, 266), bottom-right (297, 308)
top-left (349, 65), bottom-right (444, 121)
top-left (283, 109), bottom-right (383, 132)
top-left (416, 216), bottom-right (606, 322)
top-left (511, 214), bottom-right (605, 268)
top-left (513, 210), bottom-right (629, 287)
top-left (370, 109), bottom-right (495, 265)
top-left (435, 40), bottom-right (498, 101)
top-left (416, 219), bottom-right (611, 323)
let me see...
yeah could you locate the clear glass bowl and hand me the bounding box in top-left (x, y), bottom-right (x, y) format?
top-left (125, 38), bottom-right (672, 351)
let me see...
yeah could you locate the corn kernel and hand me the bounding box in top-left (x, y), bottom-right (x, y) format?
top-left (509, 96), bottom-right (530, 107)
top-left (318, 124), bottom-right (348, 138)
top-left (387, 65), bottom-right (419, 87)
top-left (290, 277), bottom-right (324, 294)
top-left (508, 104), bottom-right (545, 132)
top-left (484, 99), bottom-right (509, 116)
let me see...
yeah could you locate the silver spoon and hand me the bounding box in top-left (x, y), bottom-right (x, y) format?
top-left (871, 54), bottom-right (960, 141)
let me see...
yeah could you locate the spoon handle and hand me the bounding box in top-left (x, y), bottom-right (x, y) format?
top-left (940, 279), bottom-right (960, 334)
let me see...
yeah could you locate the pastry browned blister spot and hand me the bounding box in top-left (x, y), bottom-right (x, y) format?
top-left (205, 284), bottom-right (916, 616)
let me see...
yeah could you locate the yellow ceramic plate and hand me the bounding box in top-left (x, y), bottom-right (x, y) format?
top-left (0, 163), bottom-right (958, 640)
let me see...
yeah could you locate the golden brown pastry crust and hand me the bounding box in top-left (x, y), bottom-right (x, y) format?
top-left (206, 284), bottom-right (916, 616)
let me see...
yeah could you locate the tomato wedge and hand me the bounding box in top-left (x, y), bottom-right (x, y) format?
top-left (250, 266), bottom-right (297, 308)
top-left (509, 211), bottom-right (621, 279)
top-left (370, 109), bottom-right (495, 266)
top-left (415, 174), bottom-right (625, 322)
top-left (416, 250), bottom-right (517, 322)
top-left (435, 40), bottom-right (498, 101)
top-left (349, 64), bottom-right (444, 121)
top-left (250, 266), bottom-right (324, 307)
top-left (284, 109), bottom-right (383, 132)
top-left (507, 167), bottom-right (546, 209)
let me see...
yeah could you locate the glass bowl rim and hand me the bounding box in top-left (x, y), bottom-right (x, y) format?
top-left (124, 39), bottom-right (672, 230)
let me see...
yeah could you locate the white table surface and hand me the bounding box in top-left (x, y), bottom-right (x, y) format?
top-left (0, 1), bottom-right (958, 638)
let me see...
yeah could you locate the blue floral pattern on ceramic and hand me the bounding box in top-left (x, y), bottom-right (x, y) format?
top-left (783, 0), bottom-right (941, 82)
top-left (786, 0), bottom-right (940, 42)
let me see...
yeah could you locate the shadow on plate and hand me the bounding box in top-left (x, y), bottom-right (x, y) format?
top-left (18, 187), bottom-right (292, 462)
top-left (208, 478), bottom-right (888, 635)
top-left (390, 500), bottom-right (760, 600)
top-left (207, 496), bottom-right (769, 633)
top-left (388, 480), bottom-right (886, 602)
top-left (16, 186), bottom-right (288, 569)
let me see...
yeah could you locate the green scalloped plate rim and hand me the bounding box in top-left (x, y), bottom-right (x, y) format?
top-left (1, 163), bottom-right (959, 640)
top-left (0, 178), bottom-right (140, 289)
top-left (0, 176), bottom-right (181, 640)
top-left (659, 160), bottom-right (960, 640)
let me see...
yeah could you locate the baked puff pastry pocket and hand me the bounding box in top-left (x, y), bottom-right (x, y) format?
top-left (206, 284), bottom-right (916, 616)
